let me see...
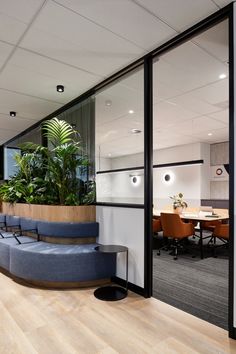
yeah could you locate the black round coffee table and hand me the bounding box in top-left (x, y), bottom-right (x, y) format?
top-left (94, 244), bottom-right (128, 301)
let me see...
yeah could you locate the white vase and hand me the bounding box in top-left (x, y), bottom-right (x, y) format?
top-left (173, 206), bottom-right (183, 214)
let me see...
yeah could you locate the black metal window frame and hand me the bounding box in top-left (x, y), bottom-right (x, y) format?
top-left (2, 2), bottom-right (234, 337)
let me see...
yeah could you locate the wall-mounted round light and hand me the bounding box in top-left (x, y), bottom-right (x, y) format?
top-left (130, 175), bottom-right (141, 186)
top-left (131, 128), bottom-right (142, 134)
top-left (10, 111), bottom-right (16, 117)
top-left (56, 85), bottom-right (64, 92)
top-left (164, 174), bottom-right (171, 182)
top-left (162, 171), bottom-right (175, 184)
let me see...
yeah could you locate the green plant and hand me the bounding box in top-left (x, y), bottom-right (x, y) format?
top-left (0, 118), bottom-right (95, 206)
top-left (170, 193), bottom-right (188, 210)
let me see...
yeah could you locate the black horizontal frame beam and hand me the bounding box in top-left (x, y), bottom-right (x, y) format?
top-left (96, 159), bottom-right (204, 175)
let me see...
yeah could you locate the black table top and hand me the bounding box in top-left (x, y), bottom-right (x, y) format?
top-left (95, 244), bottom-right (128, 253)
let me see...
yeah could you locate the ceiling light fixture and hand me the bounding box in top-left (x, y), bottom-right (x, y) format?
top-left (56, 85), bottom-right (64, 92)
top-left (208, 133), bottom-right (213, 136)
top-left (105, 100), bottom-right (112, 106)
top-left (129, 110), bottom-right (134, 114)
top-left (10, 111), bottom-right (16, 117)
top-left (219, 73), bottom-right (227, 79)
top-left (131, 128), bottom-right (142, 134)
top-left (108, 153), bottom-right (112, 157)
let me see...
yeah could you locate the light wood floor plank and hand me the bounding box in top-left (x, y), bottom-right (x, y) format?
top-left (0, 273), bottom-right (235, 353)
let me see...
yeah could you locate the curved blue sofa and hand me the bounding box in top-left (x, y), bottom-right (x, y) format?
top-left (10, 242), bottom-right (115, 282)
top-left (0, 214), bottom-right (116, 286)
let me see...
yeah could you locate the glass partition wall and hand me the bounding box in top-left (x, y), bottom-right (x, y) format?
top-left (95, 67), bottom-right (144, 205)
top-left (95, 66), bottom-right (146, 289)
top-left (152, 19), bottom-right (229, 330)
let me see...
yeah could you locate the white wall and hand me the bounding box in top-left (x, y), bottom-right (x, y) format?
top-left (96, 206), bottom-right (144, 287)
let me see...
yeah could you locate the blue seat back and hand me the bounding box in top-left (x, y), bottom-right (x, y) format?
top-left (20, 217), bottom-right (38, 232)
top-left (0, 213), bottom-right (6, 224)
top-left (37, 221), bottom-right (99, 238)
top-left (6, 215), bottom-right (20, 227)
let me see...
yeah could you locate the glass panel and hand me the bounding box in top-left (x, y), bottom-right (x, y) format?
top-left (95, 66), bottom-right (144, 204)
top-left (58, 97), bottom-right (95, 180)
top-left (152, 19), bottom-right (229, 330)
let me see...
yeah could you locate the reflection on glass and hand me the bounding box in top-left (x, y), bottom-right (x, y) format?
top-left (153, 19), bottom-right (229, 209)
top-left (95, 67), bottom-right (144, 204)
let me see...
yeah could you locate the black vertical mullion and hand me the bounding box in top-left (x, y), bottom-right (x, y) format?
top-left (144, 56), bottom-right (153, 298)
top-left (228, 5), bottom-right (235, 338)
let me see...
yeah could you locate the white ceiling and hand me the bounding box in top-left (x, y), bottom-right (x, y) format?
top-left (96, 19), bottom-right (229, 158)
top-left (0, 0), bottom-right (232, 145)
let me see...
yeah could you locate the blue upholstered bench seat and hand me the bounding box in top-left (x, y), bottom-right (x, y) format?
top-left (10, 242), bottom-right (116, 282)
top-left (0, 236), bottom-right (36, 271)
top-left (0, 215), bottom-right (115, 285)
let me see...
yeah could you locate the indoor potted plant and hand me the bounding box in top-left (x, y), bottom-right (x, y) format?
top-left (170, 193), bottom-right (188, 214)
top-left (0, 118), bottom-right (96, 222)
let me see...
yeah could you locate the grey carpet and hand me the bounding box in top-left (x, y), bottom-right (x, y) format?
top-left (153, 237), bottom-right (228, 330)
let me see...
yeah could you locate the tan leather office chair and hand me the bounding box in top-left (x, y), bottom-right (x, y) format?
top-left (201, 219), bottom-right (222, 232)
top-left (159, 213), bottom-right (195, 260)
top-left (153, 217), bottom-right (162, 234)
top-left (211, 223), bottom-right (229, 257)
top-left (213, 223), bottom-right (229, 240)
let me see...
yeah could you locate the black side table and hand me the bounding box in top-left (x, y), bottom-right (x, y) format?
top-left (94, 244), bottom-right (128, 301)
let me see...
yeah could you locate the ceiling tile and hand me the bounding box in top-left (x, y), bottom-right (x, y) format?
top-left (213, 0), bottom-right (232, 6)
top-left (209, 109), bottom-right (229, 124)
top-left (0, 0), bottom-right (45, 23)
top-left (21, 1), bottom-right (143, 76)
top-left (193, 20), bottom-right (228, 63)
top-left (170, 92), bottom-right (223, 115)
top-left (135, 0), bottom-right (218, 31)
top-left (55, 0), bottom-right (176, 50)
top-left (20, 26), bottom-right (141, 77)
top-left (170, 116), bottom-right (227, 136)
top-left (193, 79), bottom-right (228, 106)
top-left (155, 42), bottom-right (228, 95)
top-left (0, 41), bottom-right (14, 68)
top-left (0, 14), bottom-right (27, 44)
top-left (2, 49), bottom-right (100, 103)
top-left (153, 100), bottom-right (198, 129)
top-left (0, 89), bottom-right (62, 120)
top-left (192, 127), bottom-right (228, 143)
top-left (0, 114), bottom-right (38, 132)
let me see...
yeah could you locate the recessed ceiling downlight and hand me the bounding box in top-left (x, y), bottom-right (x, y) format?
top-left (129, 110), bottom-right (134, 114)
top-left (10, 111), bottom-right (16, 117)
top-left (208, 133), bottom-right (213, 136)
top-left (219, 73), bottom-right (227, 79)
top-left (105, 100), bottom-right (112, 106)
top-left (56, 85), bottom-right (64, 92)
top-left (131, 128), bottom-right (142, 134)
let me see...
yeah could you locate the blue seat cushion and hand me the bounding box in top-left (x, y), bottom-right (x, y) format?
top-left (10, 242), bottom-right (116, 282)
top-left (37, 221), bottom-right (99, 238)
top-left (0, 236), bottom-right (36, 271)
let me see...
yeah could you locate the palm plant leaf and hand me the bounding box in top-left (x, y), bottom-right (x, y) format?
top-left (42, 117), bottom-right (75, 146)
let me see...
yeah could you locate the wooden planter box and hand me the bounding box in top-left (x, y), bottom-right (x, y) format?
top-left (2, 202), bottom-right (96, 222)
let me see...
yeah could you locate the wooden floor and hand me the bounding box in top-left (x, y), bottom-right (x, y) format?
top-left (0, 273), bottom-right (236, 354)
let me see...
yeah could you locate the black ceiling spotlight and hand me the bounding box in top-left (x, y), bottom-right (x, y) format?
top-left (56, 85), bottom-right (64, 93)
top-left (10, 111), bottom-right (16, 117)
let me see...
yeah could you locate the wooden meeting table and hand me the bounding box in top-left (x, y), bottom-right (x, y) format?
top-left (153, 208), bottom-right (229, 259)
